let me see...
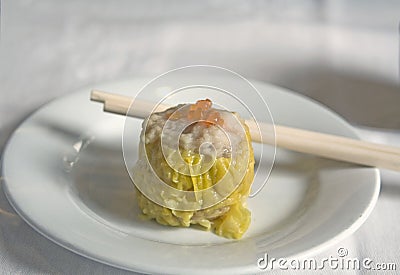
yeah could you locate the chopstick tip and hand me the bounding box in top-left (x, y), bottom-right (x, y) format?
top-left (90, 89), bottom-right (105, 102)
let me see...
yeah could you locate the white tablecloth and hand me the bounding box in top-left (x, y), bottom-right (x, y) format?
top-left (1, 1), bottom-right (399, 274)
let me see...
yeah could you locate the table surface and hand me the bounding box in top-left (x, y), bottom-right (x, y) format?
top-left (1, 1), bottom-right (400, 274)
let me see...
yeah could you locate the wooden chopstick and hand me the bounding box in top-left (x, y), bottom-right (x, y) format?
top-left (91, 90), bottom-right (400, 171)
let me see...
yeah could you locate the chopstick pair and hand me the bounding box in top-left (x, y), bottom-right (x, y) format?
top-left (91, 90), bottom-right (400, 171)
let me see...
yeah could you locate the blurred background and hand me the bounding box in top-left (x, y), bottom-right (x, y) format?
top-left (1, 0), bottom-right (399, 142)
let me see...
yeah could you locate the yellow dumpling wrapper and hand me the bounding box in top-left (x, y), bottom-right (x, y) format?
top-left (135, 113), bottom-right (254, 239)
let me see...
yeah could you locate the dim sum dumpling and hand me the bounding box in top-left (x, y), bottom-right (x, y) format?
top-left (133, 99), bottom-right (254, 239)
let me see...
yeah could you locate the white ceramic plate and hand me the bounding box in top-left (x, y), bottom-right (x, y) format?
top-left (2, 78), bottom-right (380, 274)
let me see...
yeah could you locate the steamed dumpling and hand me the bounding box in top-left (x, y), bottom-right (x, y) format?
top-left (133, 99), bottom-right (254, 239)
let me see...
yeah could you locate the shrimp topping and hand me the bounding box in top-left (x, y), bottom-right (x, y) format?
top-left (167, 99), bottom-right (224, 127)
